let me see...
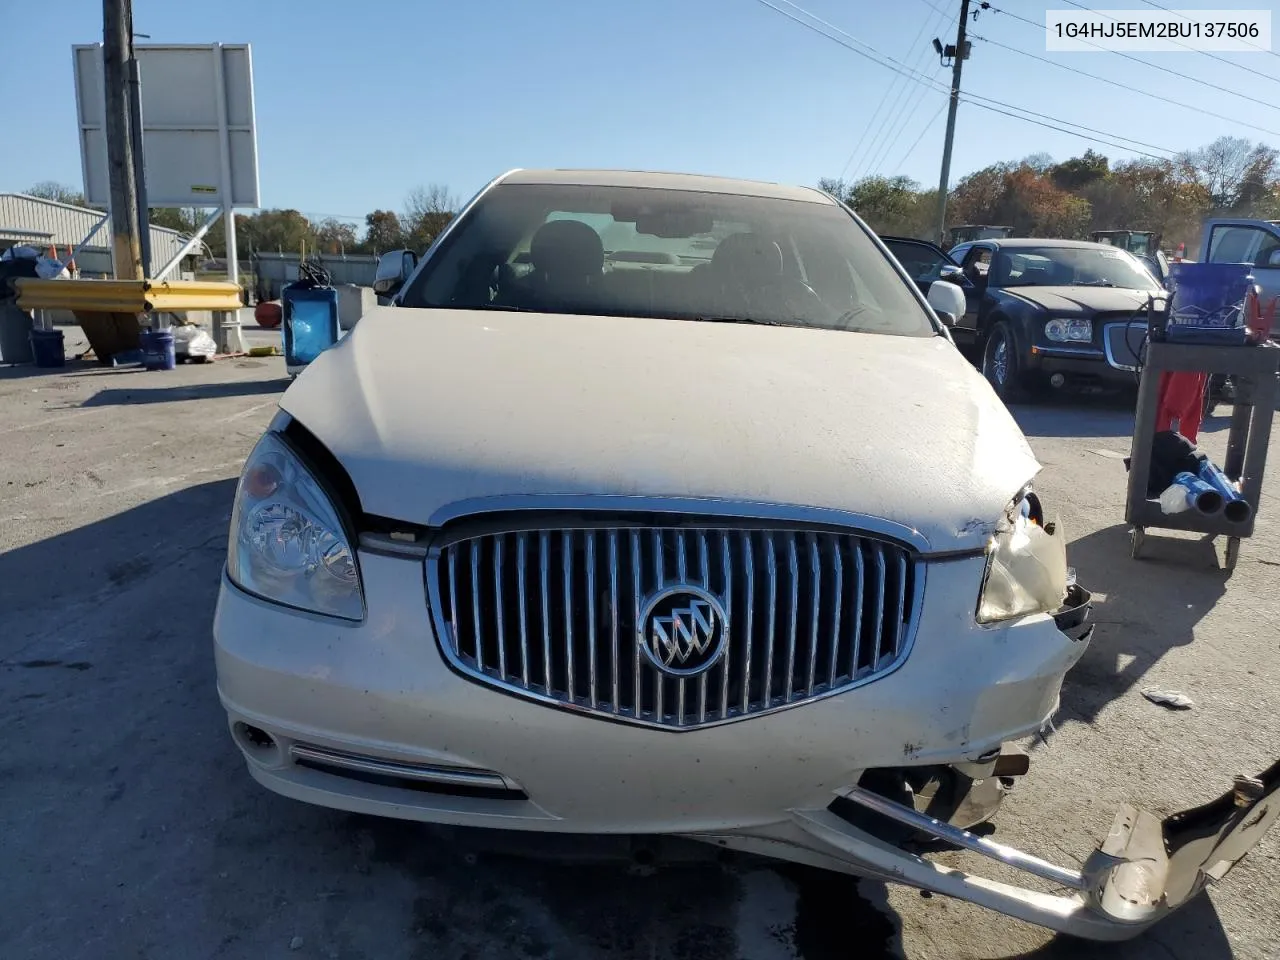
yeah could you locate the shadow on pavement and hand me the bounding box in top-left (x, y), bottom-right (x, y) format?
top-left (1009, 394), bottom-right (1238, 442)
top-left (1050, 523), bottom-right (1227, 735)
top-left (79, 376), bottom-right (288, 407)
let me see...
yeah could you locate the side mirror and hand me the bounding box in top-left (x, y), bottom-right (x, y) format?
top-left (926, 275), bottom-right (966, 325)
top-left (373, 249), bottom-right (418, 297)
top-left (1268, 250), bottom-right (1280, 268)
top-left (939, 264), bottom-right (965, 284)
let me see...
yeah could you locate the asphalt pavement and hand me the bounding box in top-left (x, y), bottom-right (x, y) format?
top-left (1, 331), bottom-right (1276, 960)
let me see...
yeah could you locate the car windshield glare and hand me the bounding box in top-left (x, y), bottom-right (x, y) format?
top-left (399, 183), bottom-right (935, 337)
top-left (993, 246), bottom-right (1160, 290)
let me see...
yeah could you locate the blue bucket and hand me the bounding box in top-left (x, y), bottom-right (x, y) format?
top-left (141, 330), bottom-right (176, 371)
top-left (1165, 262), bottom-right (1251, 345)
top-left (282, 284), bottom-right (340, 368)
top-left (29, 328), bottom-right (66, 368)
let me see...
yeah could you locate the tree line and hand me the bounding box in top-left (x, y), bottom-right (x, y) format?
top-left (20, 181), bottom-right (459, 260)
top-left (25, 135), bottom-right (1280, 260)
top-left (820, 136), bottom-right (1280, 251)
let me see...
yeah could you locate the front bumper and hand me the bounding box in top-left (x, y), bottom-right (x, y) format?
top-left (214, 550), bottom-right (1084, 833)
top-left (213, 549), bottom-right (1277, 940)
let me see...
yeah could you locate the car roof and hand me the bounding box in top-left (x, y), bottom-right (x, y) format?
top-left (977, 238), bottom-right (1120, 250)
top-left (498, 169), bottom-right (835, 204)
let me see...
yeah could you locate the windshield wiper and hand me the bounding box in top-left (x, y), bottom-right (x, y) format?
top-left (692, 315), bottom-right (789, 326)
top-left (1072, 280), bottom-right (1117, 287)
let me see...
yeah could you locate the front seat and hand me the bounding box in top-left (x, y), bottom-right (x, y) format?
top-left (708, 232), bottom-right (786, 315)
top-left (522, 219), bottom-right (605, 311)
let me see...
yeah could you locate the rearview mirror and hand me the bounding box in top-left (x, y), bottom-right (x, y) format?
top-left (373, 249), bottom-right (418, 297)
top-left (939, 264), bottom-right (964, 283)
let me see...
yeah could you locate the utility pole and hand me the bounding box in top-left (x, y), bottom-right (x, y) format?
top-left (934, 0), bottom-right (972, 247)
top-left (128, 51), bottom-right (151, 276)
top-left (103, 0), bottom-right (143, 280)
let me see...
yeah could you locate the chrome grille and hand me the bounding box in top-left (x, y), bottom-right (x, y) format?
top-left (428, 522), bottom-right (921, 729)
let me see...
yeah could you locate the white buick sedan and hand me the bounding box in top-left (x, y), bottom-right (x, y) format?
top-left (214, 169), bottom-right (1276, 940)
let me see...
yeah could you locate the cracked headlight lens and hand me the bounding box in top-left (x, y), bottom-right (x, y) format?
top-left (976, 489), bottom-right (1068, 624)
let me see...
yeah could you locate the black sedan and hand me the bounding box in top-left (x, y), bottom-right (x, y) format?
top-left (882, 236), bottom-right (1163, 401)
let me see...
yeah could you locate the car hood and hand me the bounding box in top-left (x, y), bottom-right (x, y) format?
top-left (1001, 285), bottom-right (1153, 316)
top-left (280, 308), bottom-right (1041, 553)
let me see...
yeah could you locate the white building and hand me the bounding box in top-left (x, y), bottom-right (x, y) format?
top-left (0, 193), bottom-right (189, 277)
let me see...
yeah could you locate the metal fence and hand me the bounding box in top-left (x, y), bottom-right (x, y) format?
top-left (251, 252), bottom-right (379, 300)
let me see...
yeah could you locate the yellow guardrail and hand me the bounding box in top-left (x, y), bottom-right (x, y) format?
top-left (13, 278), bottom-right (243, 314)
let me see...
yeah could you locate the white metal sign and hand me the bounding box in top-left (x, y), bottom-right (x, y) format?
top-left (73, 43), bottom-right (260, 208)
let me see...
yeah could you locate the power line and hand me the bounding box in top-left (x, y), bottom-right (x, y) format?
top-left (751, 0), bottom-right (1180, 159)
top-left (1138, 0), bottom-right (1280, 60)
top-left (1055, 0), bottom-right (1280, 82)
top-left (972, 32), bottom-right (1280, 138)
top-left (894, 96), bottom-right (951, 170)
top-left (984, 2), bottom-right (1280, 112)
top-left (829, 0), bottom-right (942, 179)
top-left (864, 0), bottom-right (955, 177)
top-left (860, 0), bottom-right (952, 177)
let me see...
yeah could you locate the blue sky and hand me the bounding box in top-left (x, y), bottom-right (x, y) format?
top-left (2, 0), bottom-right (1278, 227)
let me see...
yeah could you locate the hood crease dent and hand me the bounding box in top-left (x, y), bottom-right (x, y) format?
top-left (280, 308), bottom-right (1041, 553)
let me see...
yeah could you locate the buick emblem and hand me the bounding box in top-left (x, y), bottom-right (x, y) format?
top-left (637, 585), bottom-right (729, 678)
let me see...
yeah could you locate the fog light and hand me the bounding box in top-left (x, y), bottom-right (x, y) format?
top-left (233, 721), bottom-right (281, 764)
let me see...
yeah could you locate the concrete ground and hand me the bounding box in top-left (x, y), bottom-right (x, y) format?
top-left (1, 328), bottom-right (1277, 960)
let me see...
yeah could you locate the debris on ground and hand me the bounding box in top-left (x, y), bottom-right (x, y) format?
top-left (1142, 688), bottom-right (1194, 710)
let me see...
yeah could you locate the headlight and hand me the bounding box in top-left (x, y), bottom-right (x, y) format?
top-left (227, 431), bottom-right (363, 621)
top-left (1044, 317), bottom-right (1092, 343)
top-left (976, 489), bottom-right (1069, 624)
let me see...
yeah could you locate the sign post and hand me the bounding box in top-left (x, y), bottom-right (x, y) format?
top-left (74, 41), bottom-right (259, 352)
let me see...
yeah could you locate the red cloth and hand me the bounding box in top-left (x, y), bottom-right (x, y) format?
top-left (1154, 370), bottom-right (1207, 443)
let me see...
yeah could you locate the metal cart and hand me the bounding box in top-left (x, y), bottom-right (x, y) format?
top-left (1126, 340), bottom-right (1280, 569)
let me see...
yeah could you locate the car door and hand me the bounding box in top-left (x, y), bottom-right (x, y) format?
top-left (880, 237), bottom-right (957, 295)
top-left (953, 243), bottom-right (996, 339)
top-left (1205, 222), bottom-right (1280, 315)
top-left (880, 236), bottom-right (980, 320)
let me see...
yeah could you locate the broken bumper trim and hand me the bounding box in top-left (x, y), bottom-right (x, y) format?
top-left (785, 757), bottom-right (1279, 941)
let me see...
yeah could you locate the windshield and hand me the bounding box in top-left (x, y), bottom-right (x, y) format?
top-left (399, 182), bottom-right (935, 337)
top-left (992, 246), bottom-right (1161, 291)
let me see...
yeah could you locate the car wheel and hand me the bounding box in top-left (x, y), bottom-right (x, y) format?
top-left (981, 322), bottom-right (1025, 402)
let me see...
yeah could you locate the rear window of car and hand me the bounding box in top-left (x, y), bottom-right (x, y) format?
top-left (401, 182), bottom-right (936, 337)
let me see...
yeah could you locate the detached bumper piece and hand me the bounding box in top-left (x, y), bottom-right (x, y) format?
top-left (791, 757), bottom-right (1279, 941)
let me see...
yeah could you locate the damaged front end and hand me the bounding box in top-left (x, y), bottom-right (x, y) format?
top-left (782, 755), bottom-right (1279, 942)
top-left (695, 583), bottom-right (1277, 941)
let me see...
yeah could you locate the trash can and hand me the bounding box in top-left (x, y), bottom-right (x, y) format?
top-left (0, 302), bottom-right (35, 364)
top-left (29, 328), bottom-right (66, 368)
top-left (141, 329), bottom-right (177, 371)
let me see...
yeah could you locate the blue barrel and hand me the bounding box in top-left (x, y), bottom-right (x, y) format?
top-left (1165, 262), bottom-right (1251, 344)
top-left (29, 328), bottom-right (66, 368)
top-left (141, 329), bottom-right (176, 371)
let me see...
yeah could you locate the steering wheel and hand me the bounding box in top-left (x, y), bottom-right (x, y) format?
top-left (773, 275), bottom-right (829, 320)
